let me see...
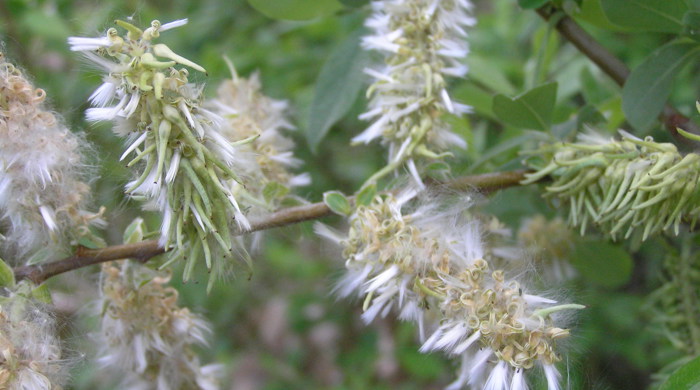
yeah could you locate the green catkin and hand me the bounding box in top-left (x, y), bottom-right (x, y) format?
top-left (523, 131), bottom-right (700, 241)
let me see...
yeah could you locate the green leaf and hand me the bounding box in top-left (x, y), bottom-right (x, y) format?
top-left (453, 84), bottom-right (496, 120)
top-left (123, 217), bottom-right (146, 244)
top-left (684, 10), bottom-right (700, 29)
top-left (467, 55), bottom-right (516, 95)
top-left (0, 258), bottom-right (15, 288)
top-left (683, 11), bottom-right (700, 39)
top-left (468, 131), bottom-right (551, 173)
top-left (323, 191), bottom-right (352, 216)
top-left (659, 355), bottom-right (700, 390)
top-left (355, 183), bottom-right (376, 206)
top-left (307, 28), bottom-right (369, 152)
top-left (552, 104), bottom-right (606, 140)
top-left (576, 105), bottom-right (607, 130)
top-left (518, 0), bottom-right (550, 9)
top-left (25, 247), bottom-right (54, 265)
top-left (262, 181), bottom-right (290, 203)
top-left (31, 283), bottom-right (52, 304)
top-left (600, 0), bottom-right (688, 33)
top-left (576, 0), bottom-right (628, 31)
top-left (492, 82), bottom-right (558, 130)
top-left (339, 0), bottom-right (369, 7)
top-left (570, 240), bottom-right (633, 288)
top-left (247, 0), bottom-right (343, 20)
top-left (580, 67), bottom-right (611, 105)
top-left (78, 234), bottom-right (106, 249)
top-left (622, 39), bottom-right (700, 132)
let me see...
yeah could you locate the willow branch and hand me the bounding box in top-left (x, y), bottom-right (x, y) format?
top-left (536, 6), bottom-right (700, 144)
top-left (442, 169), bottom-right (530, 192)
top-left (13, 241), bottom-right (166, 285)
top-left (13, 170), bottom-right (530, 284)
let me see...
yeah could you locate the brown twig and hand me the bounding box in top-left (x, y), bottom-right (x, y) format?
top-left (536, 6), bottom-right (700, 144)
top-left (444, 169), bottom-right (529, 193)
top-left (13, 170), bottom-right (530, 284)
top-left (13, 241), bottom-right (165, 285)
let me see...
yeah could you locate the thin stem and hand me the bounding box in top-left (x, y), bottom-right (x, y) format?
top-left (441, 169), bottom-right (530, 193)
top-left (532, 304), bottom-right (586, 318)
top-left (358, 116), bottom-right (432, 191)
top-left (536, 6), bottom-right (700, 144)
top-left (13, 170), bottom-right (532, 284)
top-left (359, 159), bottom-right (402, 191)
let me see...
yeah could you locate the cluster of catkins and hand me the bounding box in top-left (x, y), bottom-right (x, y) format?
top-left (0, 53), bottom-right (101, 388)
top-left (70, 18), bottom-right (250, 286)
top-left (317, 1), bottom-right (581, 389)
top-left (522, 130), bottom-right (700, 241)
top-left (208, 61), bottom-right (310, 217)
top-left (0, 52), bottom-right (100, 258)
top-left (355, 0), bottom-right (474, 187)
top-left (65, 18), bottom-right (307, 389)
top-left (98, 260), bottom-right (220, 389)
top-left (91, 217), bottom-right (220, 390)
top-left (318, 191), bottom-right (575, 390)
top-left (0, 3), bottom-right (590, 389)
top-left (69, 19), bottom-right (305, 287)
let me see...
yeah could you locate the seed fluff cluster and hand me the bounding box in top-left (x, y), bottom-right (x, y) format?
top-left (69, 19), bottom-right (253, 285)
top-left (207, 60), bottom-right (310, 217)
top-left (522, 130), bottom-right (700, 241)
top-left (517, 216), bottom-right (576, 283)
top-left (0, 52), bottom-right (100, 259)
top-left (98, 260), bottom-right (221, 390)
top-left (317, 191), bottom-right (579, 389)
top-left (356, 0), bottom-right (474, 186)
top-left (0, 282), bottom-right (69, 389)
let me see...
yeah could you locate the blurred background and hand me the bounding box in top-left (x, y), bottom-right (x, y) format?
top-left (1, 0), bottom-right (696, 388)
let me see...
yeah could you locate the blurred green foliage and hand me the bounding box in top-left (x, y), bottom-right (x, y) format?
top-left (3, 0), bottom-right (700, 389)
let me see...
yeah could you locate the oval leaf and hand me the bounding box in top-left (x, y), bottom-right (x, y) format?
top-left (247, 0), bottom-right (342, 21)
top-left (323, 191), bottom-right (351, 216)
top-left (659, 355), bottom-right (700, 390)
top-left (25, 247), bottom-right (54, 265)
top-left (307, 28), bottom-right (369, 152)
top-left (601, 0), bottom-right (688, 33)
top-left (622, 39), bottom-right (700, 132)
top-left (0, 258), bottom-right (15, 288)
top-left (570, 240), bottom-right (632, 288)
top-left (31, 283), bottom-right (53, 304)
top-left (492, 82), bottom-right (558, 130)
top-left (684, 10), bottom-right (700, 30)
top-left (577, 0), bottom-right (629, 31)
top-left (123, 217), bottom-right (146, 244)
top-left (356, 183), bottom-right (377, 206)
top-left (683, 11), bottom-right (700, 40)
top-left (78, 233), bottom-right (106, 249)
top-left (263, 181), bottom-right (290, 203)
